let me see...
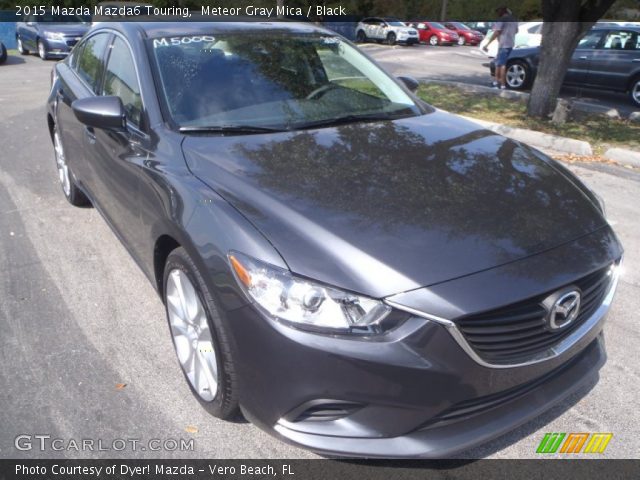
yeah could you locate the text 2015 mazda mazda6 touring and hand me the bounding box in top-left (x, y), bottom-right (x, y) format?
top-left (47, 22), bottom-right (622, 458)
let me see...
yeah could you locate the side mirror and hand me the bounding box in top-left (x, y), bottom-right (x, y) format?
top-left (398, 76), bottom-right (419, 93)
top-left (72, 96), bottom-right (126, 131)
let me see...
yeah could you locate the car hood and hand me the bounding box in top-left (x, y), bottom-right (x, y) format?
top-left (182, 111), bottom-right (606, 298)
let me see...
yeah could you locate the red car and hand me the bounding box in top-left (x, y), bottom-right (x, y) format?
top-left (443, 22), bottom-right (485, 45)
top-left (407, 21), bottom-right (459, 46)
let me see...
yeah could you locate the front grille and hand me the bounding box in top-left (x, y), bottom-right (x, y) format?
top-left (455, 264), bottom-right (613, 365)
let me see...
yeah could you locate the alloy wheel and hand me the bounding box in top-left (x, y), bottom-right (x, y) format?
top-left (430, 36), bottom-right (439, 46)
top-left (458, 37), bottom-right (465, 46)
top-left (632, 80), bottom-right (640, 107)
top-left (506, 63), bottom-right (526, 88)
top-left (53, 130), bottom-right (71, 197)
top-left (38, 41), bottom-right (47, 60)
top-left (17, 37), bottom-right (26, 54)
top-left (166, 269), bottom-right (219, 402)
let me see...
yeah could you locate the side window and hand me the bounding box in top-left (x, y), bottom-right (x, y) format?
top-left (601, 31), bottom-right (638, 50)
top-left (77, 33), bottom-right (110, 92)
top-left (577, 30), bottom-right (603, 49)
top-left (103, 37), bottom-right (143, 127)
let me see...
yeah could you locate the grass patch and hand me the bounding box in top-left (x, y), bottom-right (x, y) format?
top-left (416, 83), bottom-right (640, 155)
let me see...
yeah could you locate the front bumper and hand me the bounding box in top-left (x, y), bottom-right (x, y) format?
top-left (223, 227), bottom-right (620, 458)
top-left (41, 36), bottom-right (81, 56)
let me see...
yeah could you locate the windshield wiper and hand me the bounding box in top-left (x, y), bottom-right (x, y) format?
top-left (292, 112), bottom-right (413, 131)
top-left (179, 125), bottom-right (285, 135)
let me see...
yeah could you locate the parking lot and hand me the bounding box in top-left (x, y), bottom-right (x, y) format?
top-left (0, 54), bottom-right (639, 459)
top-left (363, 43), bottom-right (640, 117)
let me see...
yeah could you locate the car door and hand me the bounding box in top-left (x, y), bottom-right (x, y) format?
top-left (54, 32), bottom-right (112, 198)
top-left (368, 19), bottom-right (383, 40)
top-left (87, 34), bottom-right (150, 258)
top-left (584, 30), bottom-right (640, 91)
top-left (564, 29), bottom-right (605, 85)
top-left (20, 15), bottom-right (38, 50)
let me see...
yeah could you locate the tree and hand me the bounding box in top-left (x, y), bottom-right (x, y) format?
top-left (526, 0), bottom-right (617, 118)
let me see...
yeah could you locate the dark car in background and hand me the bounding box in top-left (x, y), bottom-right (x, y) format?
top-left (16, 13), bottom-right (89, 60)
top-left (407, 21), bottom-right (459, 46)
top-left (443, 21), bottom-right (484, 45)
top-left (48, 21), bottom-right (622, 458)
top-left (492, 26), bottom-right (640, 106)
top-left (0, 41), bottom-right (7, 64)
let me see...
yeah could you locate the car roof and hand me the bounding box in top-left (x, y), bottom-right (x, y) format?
top-left (92, 19), bottom-right (334, 39)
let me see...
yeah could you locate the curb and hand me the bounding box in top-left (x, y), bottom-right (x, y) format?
top-left (603, 148), bottom-right (640, 168)
top-left (420, 79), bottom-right (636, 120)
top-left (458, 115), bottom-right (593, 156)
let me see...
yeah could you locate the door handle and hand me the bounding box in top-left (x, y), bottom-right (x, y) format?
top-left (579, 56), bottom-right (589, 60)
top-left (633, 59), bottom-right (640, 63)
top-left (84, 126), bottom-right (96, 144)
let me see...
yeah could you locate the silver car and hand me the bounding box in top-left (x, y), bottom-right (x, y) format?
top-left (356, 17), bottom-right (419, 46)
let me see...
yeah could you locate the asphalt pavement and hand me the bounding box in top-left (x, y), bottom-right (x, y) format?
top-left (0, 54), bottom-right (638, 459)
top-left (363, 43), bottom-right (640, 117)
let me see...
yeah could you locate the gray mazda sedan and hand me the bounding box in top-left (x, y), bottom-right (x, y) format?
top-left (47, 21), bottom-right (622, 458)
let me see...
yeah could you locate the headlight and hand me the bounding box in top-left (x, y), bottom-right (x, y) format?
top-left (228, 252), bottom-right (391, 333)
top-left (44, 31), bottom-right (65, 41)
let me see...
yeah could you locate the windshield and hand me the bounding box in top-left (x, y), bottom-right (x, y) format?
top-left (150, 32), bottom-right (420, 131)
top-left (386, 21), bottom-right (406, 27)
top-left (454, 22), bottom-right (471, 30)
top-left (430, 22), bottom-right (446, 30)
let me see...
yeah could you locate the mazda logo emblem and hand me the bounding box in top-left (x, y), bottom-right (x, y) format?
top-left (546, 290), bottom-right (581, 330)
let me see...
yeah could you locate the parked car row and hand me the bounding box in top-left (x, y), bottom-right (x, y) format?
top-left (490, 25), bottom-right (640, 107)
top-left (356, 17), bottom-right (484, 46)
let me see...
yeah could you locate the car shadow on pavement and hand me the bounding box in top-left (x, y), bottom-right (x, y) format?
top-left (3, 55), bottom-right (26, 65)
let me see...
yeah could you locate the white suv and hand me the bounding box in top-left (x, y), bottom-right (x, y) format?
top-left (356, 17), bottom-right (419, 46)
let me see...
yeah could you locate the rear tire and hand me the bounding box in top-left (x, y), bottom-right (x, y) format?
top-left (630, 77), bottom-right (640, 107)
top-left (458, 36), bottom-right (465, 46)
top-left (17, 37), bottom-right (29, 55)
top-left (356, 30), bottom-right (367, 43)
top-left (0, 43), bottom-right (7, 64)
top-left (163, 247), bottom-right (240, 420)
top-left (429, 35), bottom-right (439, 46)
top-left (505, 60), bottom-right (531, 90)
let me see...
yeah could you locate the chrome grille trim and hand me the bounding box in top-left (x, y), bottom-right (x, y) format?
top-left (385, 262), bottom-right (621, 369)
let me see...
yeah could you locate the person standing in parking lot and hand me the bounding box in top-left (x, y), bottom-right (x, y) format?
top-left (483, 6), bottom-right (518, 89)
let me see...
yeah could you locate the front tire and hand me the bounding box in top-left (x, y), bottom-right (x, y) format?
top-left (505, 60), bottom-right (531, 90)
top-left (38, 40), bottom-right (48, 60)
top-left (164, 247), bottom-right (239, 420)
top-left (458, 36), bottom-right (465, 46)
top-left (17, 37), bottom-right (29, 55)
top-left (386, 32), bottom-right (396, 45)
top-left (53, 126), bottom-right (91, 206)
top-left (429, 35), bottom-right (439, 46)
top-left (0, 43), bottom-right (7, 64)
top-left (630, 77), bottom-right (640, 107)
top-left (356, 30), bottom-right (367, 43)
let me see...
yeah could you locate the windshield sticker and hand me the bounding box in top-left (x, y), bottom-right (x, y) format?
top-left (153, 36), bottom-right (216, 48)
